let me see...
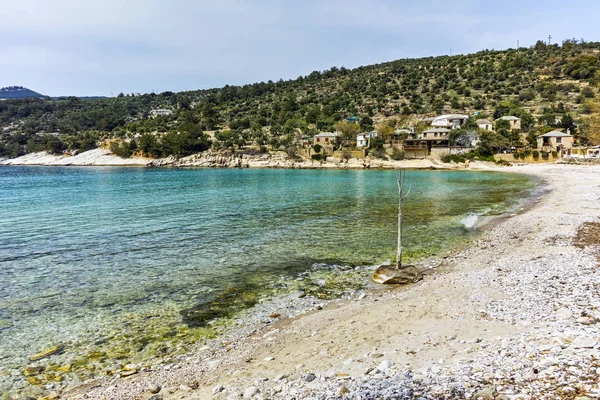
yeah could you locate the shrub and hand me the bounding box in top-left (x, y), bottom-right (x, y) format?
top-left (513, 152), bottom-right (520, 159)
top-left (313, 144), bottom-right (322, 153)
top-left (541, 151), bottom-right (549, 160)
top-left (522, 148), bottom-right (532, 157)
top-left (442, 154), bottom-right (466, 163)
top-left (532, 150), bottom-right (540, 159)
top-left (342, 150), bottom-right (352, 160)
top-left (390, 148), bottom-right (405, 161)
top-left (311, 154), bottom-right (322, 161)
top-left (551, 150), bottom-right (558, 158)
top-left (110, 141), bottom-right (133, 158)
top-left (370, 148), bottom-right (387, 159)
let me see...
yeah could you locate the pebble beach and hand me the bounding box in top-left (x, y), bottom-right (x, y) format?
top-left (44, 163), bottom-right (599, 400)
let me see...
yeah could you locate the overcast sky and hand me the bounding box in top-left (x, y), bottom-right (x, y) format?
top-left (1, 0), bottom-right (598, 97)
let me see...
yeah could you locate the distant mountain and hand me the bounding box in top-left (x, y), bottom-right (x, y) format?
top-left (0, 86), bottom-right (45, 99)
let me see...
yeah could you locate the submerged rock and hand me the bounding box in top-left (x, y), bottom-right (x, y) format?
top-left (29, 344), bottom-right (65, 361)
top-left (372, 265), bottom-right (423, 284)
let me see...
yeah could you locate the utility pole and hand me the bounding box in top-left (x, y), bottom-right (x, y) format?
top-left (450, 48), bottom-right (452, 56)
top-left (517, 39), bottom-right (519, 49)
top-left (548, 34), bottom-right (552, 45)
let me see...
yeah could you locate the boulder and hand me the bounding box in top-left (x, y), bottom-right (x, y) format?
top-left (372, 265), bottom-right (422, 284)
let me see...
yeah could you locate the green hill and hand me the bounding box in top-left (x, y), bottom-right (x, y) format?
top-left (1, 39), bottom-right (600, 159)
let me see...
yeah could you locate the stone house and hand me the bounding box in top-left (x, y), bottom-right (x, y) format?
top-left (477, 119), bottom-right (493, 131)
top-left (314, 132), bottom-right (340, 147)
top-left (537, 130), bottom-right (573, 153)
top-left (496, 116), bottom-right (521, 131)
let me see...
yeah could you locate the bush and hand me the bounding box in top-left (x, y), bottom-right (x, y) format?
top-left (513, 152), bottom-right (520, 159)
top-left (370, 148), bottom-right (387, 159)
top-left (532, 150), bottom-right (540, 159)
top-left (552, 150), bottom-right (558, 158)
top-left (541, 151), bottom-right (549, 160)
top-left (110, 141), bottom-right (133, 158)
top-left (313, 144), bottom-right (322, 153)
top-left (311, 154), bottom-right (322, 161)
top-left (522, 148), bottom-right (532, 157)
top-left (442, 154), bottom-right (466, 163)
top-left (390, 148), bottom-right (405, 161)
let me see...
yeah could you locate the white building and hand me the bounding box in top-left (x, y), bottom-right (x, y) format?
top-left (357, 132), bottom-right (377, 147)
top-left (431, 114), bottom-right (469, 130)
top-left (150, 109), bottom-right (173, 117)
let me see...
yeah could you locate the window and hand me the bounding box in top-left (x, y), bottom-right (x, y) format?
top-left (325, 138), bottom-right (329, 142)
top-left (556, 137), bottom-right (562, 143)
top-left (316, 138), bottom-right (320, 142)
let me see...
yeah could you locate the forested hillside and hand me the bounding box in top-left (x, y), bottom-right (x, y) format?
top-left (2, 39), bottom-right (600, 158)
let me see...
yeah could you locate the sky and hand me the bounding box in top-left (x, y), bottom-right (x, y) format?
top-left (1, 0), bottom-right (599, 97)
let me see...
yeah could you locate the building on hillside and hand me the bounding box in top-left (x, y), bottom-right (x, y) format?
top-left (496, 116), bottom-right (521, 130)
top-left (477, 119), bottom-right (493, 131)
top-left (537, 130), bottom-right (573, 153)
top-left (150, 109), bottom-right (173, 117)
top-left (300, 136), bottom-right (313, 147)
top-left (356, 131), bottom-right (377, 148)
top-left (404, 128), bottom-right (451, 158)
top-left (421, 128), bottom-right (450, 140)
top-left (314, 132), bottom-right (340, 146)
top-left (431, 114), bottom-right (469, 130)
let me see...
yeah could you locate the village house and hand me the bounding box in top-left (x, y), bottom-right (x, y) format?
top-left (313, 132), bottom-right (340, 146)
top-left (404, 127), bottom-right (451, 158)
top-left (477, 119), bottom-right (493, 131)
top-left (149, 109), bottom-right (173, 117)
top-left (421, 127), bottom-right (450, 140)
top-left (496, 116), bottom-right (521, 130)
top-left (356, 131), bottom-right (377, 148)
top-left (431, 114), bottom-right (469, 130)
top-left (537, 130), bottom-right (573, 153)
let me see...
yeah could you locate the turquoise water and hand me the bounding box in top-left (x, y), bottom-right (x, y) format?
top-left (0, 167), bottom-right (534, 393)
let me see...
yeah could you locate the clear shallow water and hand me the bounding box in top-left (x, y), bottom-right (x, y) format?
top-left (0, 167), bottom-right (535, 393)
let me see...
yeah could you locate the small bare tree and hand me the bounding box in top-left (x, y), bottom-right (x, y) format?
top-left (372, 170), bottom-right (422, 284)
top-left (396, 170), bottom-right (413, 268)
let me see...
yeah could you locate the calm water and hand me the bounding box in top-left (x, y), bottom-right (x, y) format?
top-left (0, 167), bottom-right (535, 393)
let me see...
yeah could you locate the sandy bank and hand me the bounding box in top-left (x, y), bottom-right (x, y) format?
top-left (0, 149), bottom-right (497, 170)
top-left (55, 163), bottom-right (600, 400)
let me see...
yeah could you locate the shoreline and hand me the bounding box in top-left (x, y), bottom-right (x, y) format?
top-left (0, 148), bottom-right (500, 171)
top-left (56, 163), bottom-right (600, 400)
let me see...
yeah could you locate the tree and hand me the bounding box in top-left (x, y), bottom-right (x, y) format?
top-left (375, 122), bottom-right (395, 143)
top-left (333, 120), bottom-right (360, 146)
top-left (477, 131), bottom-right (509, 156)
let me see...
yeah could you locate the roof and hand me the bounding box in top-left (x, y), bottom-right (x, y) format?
top-left (476, 119), bottom-right (492, 124)
top-left (539, 130), bottom-right (573, 138)
top-left (434, 114), bottom-right (468, 120)
top-left (314, 132), bottom-right (339, 137)
top-left (423, 128), bottom-right (450, 133)
top-left (395, 129), bottom-right (411, 134)
top-left (497, 116), bottom-right (521, 121)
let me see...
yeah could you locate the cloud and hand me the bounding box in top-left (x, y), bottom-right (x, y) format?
top-left (0, 0), bottom-right (598, 96)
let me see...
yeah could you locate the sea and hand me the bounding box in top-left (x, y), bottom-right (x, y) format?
top-left (0, 166), bottom-right (535, 394)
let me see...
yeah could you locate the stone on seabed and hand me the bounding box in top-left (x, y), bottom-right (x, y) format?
top-left (28, 344), bottom-right (64, 361)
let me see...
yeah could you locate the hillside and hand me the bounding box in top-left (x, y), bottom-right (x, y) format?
top-left (0, 86), bottom-right (44, 100)
top-left (1, 39), bottom-right (600, 159)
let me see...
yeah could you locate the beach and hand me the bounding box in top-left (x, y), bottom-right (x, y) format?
top-left (49, 163), bottom-right (600, 400)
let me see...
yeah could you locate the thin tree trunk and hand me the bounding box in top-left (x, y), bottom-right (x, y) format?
top-left (396, 179), bottom-right (403, 269)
